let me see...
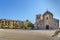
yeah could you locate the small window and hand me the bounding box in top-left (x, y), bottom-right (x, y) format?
top-left (46, 17), bottom-right (48, 20)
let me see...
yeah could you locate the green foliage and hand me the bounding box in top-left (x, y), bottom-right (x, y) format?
top-left (28, 22), bottom-right (34, 29)
top-left (22, 20), bottom-right (34, 29)
top-left (22, 24), bottom-right (27, 29)
top-left (1, 24), bottom-right (4, 28)
top-left (13, 23), bottom-right (18, 28)
top-left (28, 23), bottom-right (34, 27)
top-left (2, 24), bottom-right (4, 26)
top-left (1, 24), bottom-right (9, 28)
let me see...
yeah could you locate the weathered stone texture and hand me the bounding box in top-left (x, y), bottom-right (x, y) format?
top-left (34, 11), bottom-right (59, 30)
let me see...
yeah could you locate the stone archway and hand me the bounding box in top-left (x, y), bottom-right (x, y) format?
top-left (46, 25), bottom-right (49, 30)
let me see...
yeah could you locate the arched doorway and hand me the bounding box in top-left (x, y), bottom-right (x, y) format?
top-left (46, 25), bottom-right (49, 30)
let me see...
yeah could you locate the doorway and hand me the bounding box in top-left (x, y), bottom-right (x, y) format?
top-left (46, 25), bottom-right (49, 30)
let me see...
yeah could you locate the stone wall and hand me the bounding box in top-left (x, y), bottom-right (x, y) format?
top-left (34, 11), bottom-right (59, 30)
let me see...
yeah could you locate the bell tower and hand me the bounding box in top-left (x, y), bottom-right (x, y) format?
top-left (34, 14), bottom-right (41, 27)
top-left (36, 14), bottom-right (41, 22)
top-left (36, 14), bottom-right (41, 20)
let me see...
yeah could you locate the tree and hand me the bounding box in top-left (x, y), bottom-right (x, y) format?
top-left (21, 23), bottom-right (27, 29)
top-left (1, 24), bottom-right (9, 28)
top-left (28, 22), bottom-right (34, 29)
top-left (13, 23), bottom-right (18, 29)
top-left (1, 24), bottom-right (4, 28)
top-left (24, 20), bottom-right (29, 27)
top-left (21, 20), bottom-right (34, 29)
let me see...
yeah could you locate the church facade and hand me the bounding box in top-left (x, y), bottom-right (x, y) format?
top-left (34, 11), bottom-right (59, 30)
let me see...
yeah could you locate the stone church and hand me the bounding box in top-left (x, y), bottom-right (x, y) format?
top-left (34, 11), bottom-right (59, 30)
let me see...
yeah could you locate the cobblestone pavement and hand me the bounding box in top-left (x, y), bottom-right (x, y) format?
top-left (0, 29), bottom-right (55, 40)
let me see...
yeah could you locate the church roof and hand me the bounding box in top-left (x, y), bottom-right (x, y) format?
top-left (43, 11), bottom-right (53, 16)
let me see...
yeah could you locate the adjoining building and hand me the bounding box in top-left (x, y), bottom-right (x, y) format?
top-left (0, 19), bottom-right (23, 29)
top-left (34, 11), bottom-right (59, 30)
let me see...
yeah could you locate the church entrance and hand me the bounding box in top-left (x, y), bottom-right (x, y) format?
top-left (46, 25), bottom-right (49, 30)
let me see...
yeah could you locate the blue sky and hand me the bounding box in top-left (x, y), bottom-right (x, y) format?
top-left (0, 0), bottom-right (60, 25)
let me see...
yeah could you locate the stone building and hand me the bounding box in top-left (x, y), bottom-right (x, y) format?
top-left (0, 19), bottom-right (23, 29)
top-left (34, 11), bottom-right (59, 30)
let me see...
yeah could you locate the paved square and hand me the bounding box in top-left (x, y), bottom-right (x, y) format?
top-left (0, 29), bottom-right (55, 40)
